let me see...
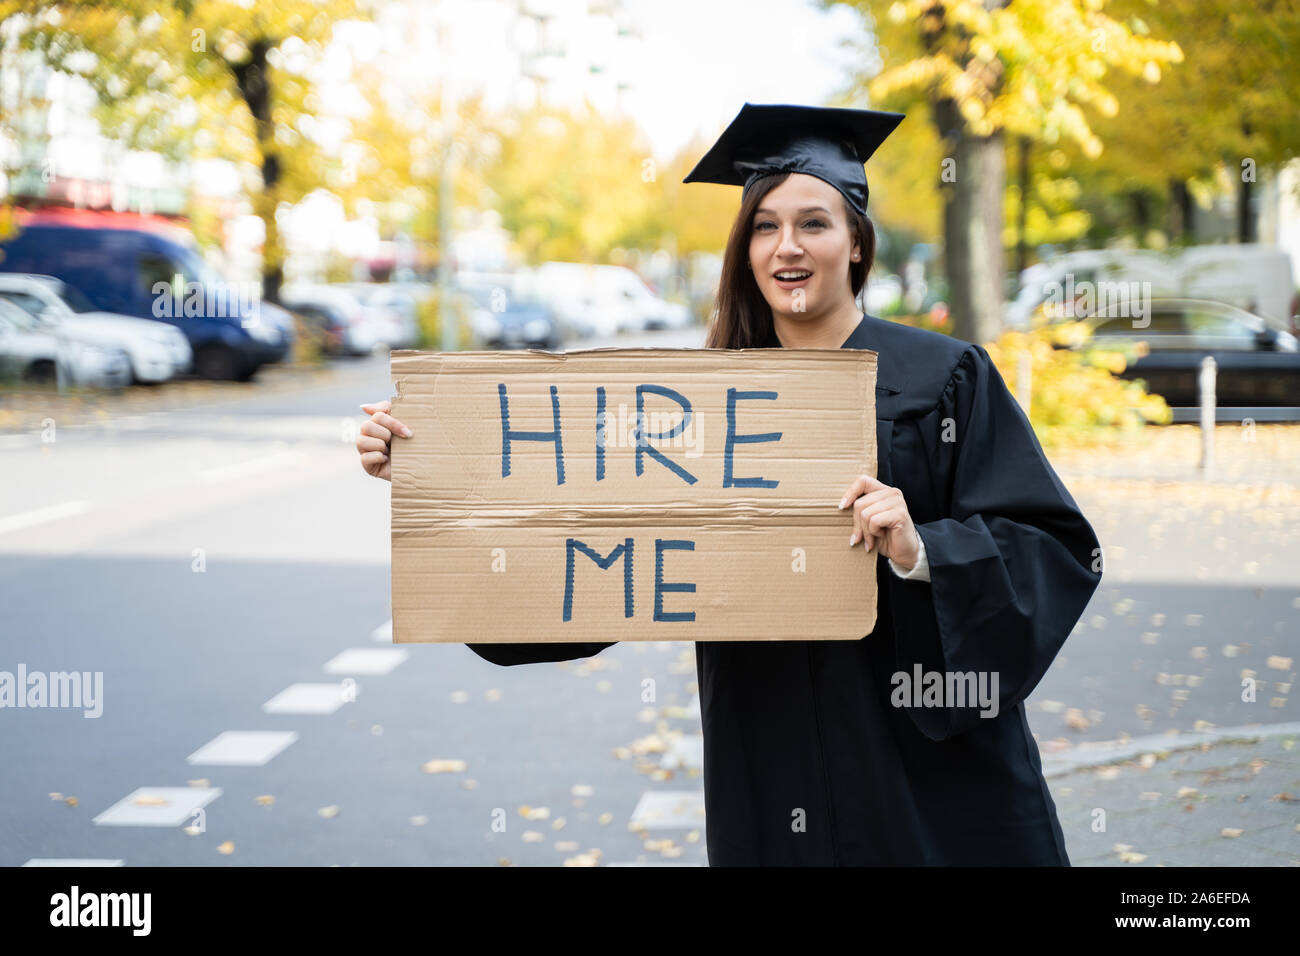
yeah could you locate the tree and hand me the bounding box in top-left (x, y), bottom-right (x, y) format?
top-left (833, 0), bottom-right (1182, 344)
top-left (483, 101), bottom-right (662, 265)
top-left (19, 0), bottom-right (368, 302)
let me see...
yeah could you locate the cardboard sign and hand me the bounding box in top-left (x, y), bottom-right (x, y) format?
top-left (389, 347), bottom-right (878, 644)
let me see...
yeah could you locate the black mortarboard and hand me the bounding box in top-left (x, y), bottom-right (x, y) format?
top-left (682, 103), bottom-right (905, 217)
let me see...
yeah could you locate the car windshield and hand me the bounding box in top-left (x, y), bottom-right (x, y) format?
top-left (0, 298), bottom-right (41, 331)
top-left (54, 281), bottom-right (98, 313)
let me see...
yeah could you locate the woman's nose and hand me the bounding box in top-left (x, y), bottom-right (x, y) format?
top-left (776, 227), bottom-right (803, 256)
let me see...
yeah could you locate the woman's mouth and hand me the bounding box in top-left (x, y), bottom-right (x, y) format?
top-left (773, 269), bottom-right (813, 290)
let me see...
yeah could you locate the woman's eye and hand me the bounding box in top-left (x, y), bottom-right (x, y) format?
top-left (754, 221), bottom-right (775, 231)
top-left (803, 219), bottom-right (827, 230)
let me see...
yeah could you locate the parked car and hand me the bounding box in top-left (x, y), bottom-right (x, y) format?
top-left (0, 209), bottom-right (290, 380)
top-left (460, 284), bottom-right (561, 350)
top-left (0, 273), bottom-right (191, 384)
top-left (1067, 297), bottom-right (1300, 408)
top-left (331, 282), bottom-right (422, 348)
top-left (279, 285), bottom-right (395, 356)
top-left (1010, 244), bottom-right (1297, 331)
top-left (530, 262), bottom-right (691, 338)
top-left (0, 297), bottom-right (132, 388)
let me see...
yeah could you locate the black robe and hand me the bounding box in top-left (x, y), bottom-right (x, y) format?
top-left (467, 313), bottom-right (1103, 865)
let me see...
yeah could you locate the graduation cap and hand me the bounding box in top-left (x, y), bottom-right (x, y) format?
top-left (682, 103), bottom-right (905, 217)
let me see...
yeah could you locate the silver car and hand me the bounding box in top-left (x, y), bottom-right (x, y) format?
top-left (0, 298), bottom-right (132, 388)
top-left (0, 273), bottom-right (191, 383)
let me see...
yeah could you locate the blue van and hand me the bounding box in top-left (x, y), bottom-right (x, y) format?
top-left (0, 211), bottom-right (291, 380)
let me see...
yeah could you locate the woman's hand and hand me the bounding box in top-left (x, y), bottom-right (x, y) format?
top-left (357, 399), bottom-right (413, 482)
top-left (839, 475), bottom-right (921, 571)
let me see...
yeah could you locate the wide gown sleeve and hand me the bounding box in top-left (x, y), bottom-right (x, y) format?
top-left (466, 641), bottom-right (616, 667)
top-left (886, 343), bottom-right (1102, 741)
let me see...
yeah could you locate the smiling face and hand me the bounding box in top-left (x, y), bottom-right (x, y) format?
top-left (748, 173), bottom-right (860, 324)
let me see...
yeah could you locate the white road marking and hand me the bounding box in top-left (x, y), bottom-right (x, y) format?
top-left (197, 449), bottom-right (305, 484)
top-left (628, 790), bottom-right (707, 829)
top-left (23, 859), bottom-right (125, 866)
top-left (606, 861), bottom-right (705, 866)
top-left (371, 619), bottom-right (393, 642)
top-left (93, 787), bottom-right (221, 827)
top-left (323, 648), bottom-right (408, 676)
top-left (0, 499), bottom-right (92, 535)
top-left (262, 682), bottom-right (357, 715)
top-left (187, 730), bottom-right (299, 766)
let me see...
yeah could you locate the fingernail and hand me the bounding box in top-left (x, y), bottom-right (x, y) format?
top-left (838, 497), bottom-right (848, 509)
top-left (849, 532), bottom-right (858, 547)
top-left (401, 426), bottom-right (413, 437)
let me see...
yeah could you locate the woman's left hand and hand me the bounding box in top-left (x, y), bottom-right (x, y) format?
top-left (839, 475), bottom-right (921, 571)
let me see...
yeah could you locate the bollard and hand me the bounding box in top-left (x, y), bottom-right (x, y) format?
top-left (1199, 355), bottom-right (1216, 476)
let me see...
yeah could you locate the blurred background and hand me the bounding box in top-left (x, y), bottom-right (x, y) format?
top-left (0, 0), bottom-right (1297, 868)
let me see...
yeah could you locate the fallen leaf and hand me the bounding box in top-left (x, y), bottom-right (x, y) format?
top-left (422, 759), bottom-right (467, 774)
top-left (217, 841), bottom-right (234, 855)
top-left (318, 805), bottom-right (340, 819)
top-left (1220, 827), bottom-right (1244, 838)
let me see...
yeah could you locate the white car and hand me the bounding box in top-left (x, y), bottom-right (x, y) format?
top-left (531, 263), bottom-right (692, 338)
top-left (332, 283), bottom-right (422, 348)
top-left (280, 284), bottom-right (394, 355)
top-left (0, 298), bottom-right (132, 388)
top-left (0, 274), bottom-right (191, 383)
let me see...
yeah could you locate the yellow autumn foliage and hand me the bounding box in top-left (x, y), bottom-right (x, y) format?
top-left (984, 318), bottom-right (1171, 449)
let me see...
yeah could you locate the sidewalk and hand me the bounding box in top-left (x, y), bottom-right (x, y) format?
top-left (1046, 725), bottom-right (1300, 866)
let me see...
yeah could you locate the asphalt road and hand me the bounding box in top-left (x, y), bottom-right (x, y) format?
top-left (1, 329), bottom-right (1296, 866)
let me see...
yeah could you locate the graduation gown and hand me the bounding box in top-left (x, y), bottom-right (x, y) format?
top-left (467, 313), bottom-right (1103, 866)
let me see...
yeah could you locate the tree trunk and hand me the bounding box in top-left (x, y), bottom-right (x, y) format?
top-left (935, 96), bottom-right (1006, 345)
top-left (1131, 190), bottom-right (1151, 243)
top-left (1014, 135), bottom-right (1030, 279)
top-left (231, 40), bottom-right (283, 304)
top-left (1169, 178), bottom-right (1194, 243)
top-left (1237, 119), bottom-right (1256, 243)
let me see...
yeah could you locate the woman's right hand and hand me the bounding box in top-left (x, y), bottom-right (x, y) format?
top-left (357, 399), bottom-right (413, 482)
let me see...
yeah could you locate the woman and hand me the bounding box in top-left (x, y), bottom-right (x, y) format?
top-left (357, 104), bottom-right (1102, 866)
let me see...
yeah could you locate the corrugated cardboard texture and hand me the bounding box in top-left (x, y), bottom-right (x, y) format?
top-left (389, 347), bottom-right (878, 643)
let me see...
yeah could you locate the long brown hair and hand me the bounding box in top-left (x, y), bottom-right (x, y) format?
top-left (705, 171), bottom-right (877, 349)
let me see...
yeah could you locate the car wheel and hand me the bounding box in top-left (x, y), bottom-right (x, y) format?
top-left (195, 345), bottom-right (239, 380)
top-left (23, 360), bottom-right (56, 385)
